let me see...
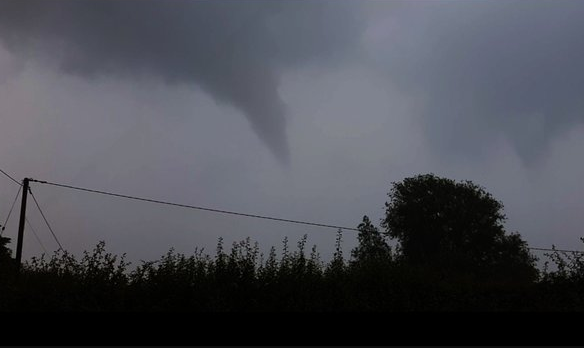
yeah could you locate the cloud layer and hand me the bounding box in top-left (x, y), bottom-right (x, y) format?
top-left (0, 0), bottom-right (363, 163)
top-left (367, 0), bottom-right (584, 163)
top-left (2, 1), bottom-right (584, 262)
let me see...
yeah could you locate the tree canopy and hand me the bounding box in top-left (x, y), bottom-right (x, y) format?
top-left (0, 236), bottom-right (13, 273)
top-left (351, 215), bottom-right (392, 267)
top-left (382, 174), bottom-right (537, 281)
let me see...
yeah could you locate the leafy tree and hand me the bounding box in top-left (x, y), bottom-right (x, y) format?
top-left (543, 237), bottom-right (584, 283)
top-left (351, 215), bottom-right (392, 266)
top-left (325, 229), bottom-right (346, 277)
top-left (0, 236), bottom-right (13, 273)
top-left (382, 174), bottom-right (537, 281)
top-left (0, 236), bottom-right (11, 260)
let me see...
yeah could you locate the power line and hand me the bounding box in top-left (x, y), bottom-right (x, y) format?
top-left (25, 217), bottom-right (47, 254)
top-left (0, 167), bottom-right (21, 186)
top-left (29, 179), bottom-right (360, 232)
top-left (28, 187), bottom-right (64, 251)
top-left (28, 178), bottom-right (584, 254)
top-left (1, 185), bottom-right (22, 236)
top-left (528, 247), bottom-right (584, 254)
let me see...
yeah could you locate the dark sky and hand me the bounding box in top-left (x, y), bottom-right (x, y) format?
top-left (1, 0), bottom-right (583, 262)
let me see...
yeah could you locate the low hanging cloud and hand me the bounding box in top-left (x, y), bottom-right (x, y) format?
top-left (7, 0), bottom-right (582, 166)
top-left (368, 0), bottom-right (584, 164)
top-left (0, 0), bottom-right (363, 163)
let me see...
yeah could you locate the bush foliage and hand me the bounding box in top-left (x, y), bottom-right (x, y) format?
top-left (0, 174), bottom-right (582, 311)
top-left (0, 233), bottom-right (580, 311)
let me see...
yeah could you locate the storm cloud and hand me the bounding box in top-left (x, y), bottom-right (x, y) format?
top-left (1, 0), bottom-right (584, 263)
top-left (367, 0), bottom-right (584, 163)
top-left (4, 1), bottom-right (582, 164)
top-left (0, 0), bottom-right (363, 163)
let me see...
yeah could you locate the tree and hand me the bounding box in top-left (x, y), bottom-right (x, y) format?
top-left (0, 236), bottom-right (13, 272)
top-left (351, 216), bottom-right (392, 267)
top-left (382, 174), bottom-right (537, 281)
top-left (0, 236), bottom-right (11, 260)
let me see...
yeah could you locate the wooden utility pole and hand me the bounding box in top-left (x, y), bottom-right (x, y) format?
top-left (15, 178), bottom-right (29, 273)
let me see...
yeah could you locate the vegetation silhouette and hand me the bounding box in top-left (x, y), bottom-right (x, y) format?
top-left (0, 236), bottom-right (13, 273)
top-left (0, 174), bottom-right (583, 311)
top-left (382, 174), bottom-right (538, 283)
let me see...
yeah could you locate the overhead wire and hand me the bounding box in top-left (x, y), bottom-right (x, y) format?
top-left (25, 217), bottom-right (48, 254)
top-left (29, 179), bottom-right (360, 232)
top-left (25, 178), bottom-right (584, 254)
top-left (0, 172), bottom-right (50, 254)
top-left (0, 167), bottom-right (21, 186)
top-left (28, 187), bottom-right (64, 251)
top-left (528, 247), bottom-right (584, 254)
top-left (1, 185), bottom-right (22, 236)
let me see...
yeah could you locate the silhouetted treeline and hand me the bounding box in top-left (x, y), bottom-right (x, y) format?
top-left (2, 174), bottom-right (582, 311)
top-left (0, 234), bottom-right (583, 311)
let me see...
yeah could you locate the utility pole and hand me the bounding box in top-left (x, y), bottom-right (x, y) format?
top-left (15, 178), bottom-right (29, 273)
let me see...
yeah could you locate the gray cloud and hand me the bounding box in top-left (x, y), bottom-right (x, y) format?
top-left (0, 0), bottom-right (363, 163)
top-left (368, 0), bottom-right (584, 163)
top-left (3, 0), bottom-right (584, 264)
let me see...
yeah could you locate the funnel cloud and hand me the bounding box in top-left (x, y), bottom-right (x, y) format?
top-left (3, 0), bottom-right (584, 263)
top-left (372, 0), bottom-right (584, 163)
top-left (0, 0), bottom-right (362, 163)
